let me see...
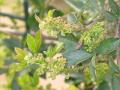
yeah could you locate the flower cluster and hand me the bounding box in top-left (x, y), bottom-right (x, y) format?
top-left (24, 53), bottom-right (45, 64)
top-left (39, 16), bottom-right (75, 37)
top-left (80, 23), bottom-right (105, 52)
top-left (35, 53), bottom-right (67, 78)
top-left (15, 50), bottom-right (67, 78)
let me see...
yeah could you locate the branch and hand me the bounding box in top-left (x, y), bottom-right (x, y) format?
top-left (0, 27), bottom-right (23, 35)
top-left (0, 27), bottom-right (57, 41)
top-left (0, 12), bottom-right (25, 21)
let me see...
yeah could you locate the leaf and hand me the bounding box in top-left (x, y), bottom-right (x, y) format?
top-left (104, 11), bottom-right (118, 21)
top-left (44, 42), bottom-right (63, 57)
top-left (85, 0), bottom-right (99, 11)
top-left (89, 56), bottom-right (96, 82)
top-left (111, 76), bottom-right (120, 90)
top-left (59, 36), bottom-right (76, 52)
top-left (18, 73), bottom-right (32, 87)
top-left (35, 31), bottom-right (42, 53)
top-left (67, 13), bottom-right (77, 24)
top-left (26, 34), bottom-right (36, 53)
top-left (97, 81), bottom-right (110, 90)
top-left (65, 0), bottom-right (99, 12)
top-left (26, 31), bottom-right (42, 53)
top-left (60, 37), bottom-right (92, 66)
top-left (47, 9), bottom-right (55, 18)
top-left (44, 46), bottom-right (55, 57)
top-left (105, 74), bottom-right (120, 90)
top-left (55, 43), bottom-right (64, 54)
top-left (109, 0), bottom-right (120, 16)
top-left (32, 73), bottom-right (39, 87)
top-left (109, 59), bottom-right (120, 74)
top-left (64, 49), bottom-right (92, 66)
top-left (65, 0), bottom-right (84, 12)
top-left (15, 48), bottom-right (26, 61)
top-left (99, 0), bottom-right (105, 8)
top-left (96, 38), bottom-right (120, 54)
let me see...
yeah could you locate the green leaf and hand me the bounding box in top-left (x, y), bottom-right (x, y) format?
top-left (89, 56), bottom-right (96, 82)
top-left (65, 0), bottom-right (99, 12)
top-left (65, 0), bottom-right (84, 12)
top-left (109, 59), bottom-right (120, 74)
top-left (96, 38), bottom-right (120, 54)
top-left (55, 43), bottom-right (64, 54)
top-left (26, 34), bottom-right (36, 53)
top-left (59, 36), bottom-right (76, 52)
top-left (44, 46), bottom-right (55, 57)
top-left (32, 73), bottom-right (39, 87)
top-left (111, 76), bottom-right (120, 90)
top-left (64, 49), bottom-right (92, 66)
top-left (15, 48), bottom-right (26, 62)
top-left (26, 31), bottom-right (42, 53)
top-left (104, 11), bottom-right (118, 21)
top-left (97, 81), bottom-right (110, 90)
top-left (105, 74), bottom-right (120, 90)
top-left (99, 0), bottom-right (105, 8)
top-left (67, 13), bottom-right (77, 24)
top-left (109, 0), bottom-right (120, 16)
top-left (35, 31), bottom-right (42, 53)
top-left (47, 9), bottom-right (56, 18)
top-left (60, 37), bottom-right (92, 66)
top-left (44, 42), bottom-right (63, 57)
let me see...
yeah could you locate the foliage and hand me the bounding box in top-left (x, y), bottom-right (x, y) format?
top-left (1, 0), bottom-right (120, 90)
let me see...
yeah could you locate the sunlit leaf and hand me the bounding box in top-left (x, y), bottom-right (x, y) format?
top-left (47, 9), bottom-right (56, 18)
top-left (26, 34), bottom-right (36, 53)
top-left (35, 31), bottom-right (42, 53)
top-left (44, 42), bottom-right (63, 57)
top-left (15, 48), bottom-right (26, 61)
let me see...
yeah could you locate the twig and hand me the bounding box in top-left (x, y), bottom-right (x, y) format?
top-left (0, 12), bottom-right (25, 21)
top-left (0, 27), bottom-right (23, 35)
top-left (0, 27), bottom-right (57, 41)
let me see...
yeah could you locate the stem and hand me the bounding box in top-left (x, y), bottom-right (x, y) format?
top-left (116, 21), bottom-right (120, 65)
top-left (0, 27), bottom-right (57, 41)
top-left (0, 12), bottom-right (25, 21)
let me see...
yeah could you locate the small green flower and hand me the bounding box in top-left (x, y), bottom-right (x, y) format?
top-left (39, 16), bottom-right (75, 37)
top-left (80, 22), bottom-right (105, 52)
